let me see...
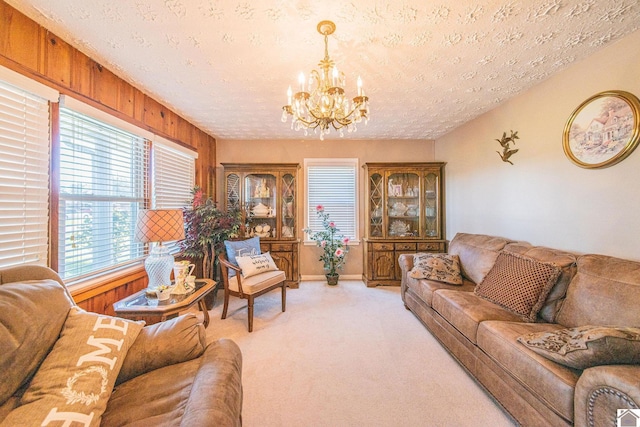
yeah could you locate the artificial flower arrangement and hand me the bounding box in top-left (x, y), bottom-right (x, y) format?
top-left (303, 205), bottom-right (350, 278)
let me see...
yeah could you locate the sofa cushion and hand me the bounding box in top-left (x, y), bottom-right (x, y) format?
top-left (0, 279), bottom-right (73, 404)
top-left (116, 313), bottom-right (207, 385)
top-left (3, 308), bottom-right (143, 427)
top-left (432, 289), bottom-right (522, 343)
top-left (104, 339), bottom-right (243, 427)
top-left (477, 321), bottom-right (579, 421)
top-left (556, 254), bottom-right (640, 328)
top-left (504, 243), bottom-right (577, 323)
top-left (410, 253), bottom-right (463, 285)
top-left (475, 251), bottom-right (561, 322)
top-left (517, 326), bottom-right (640, 370)
top-left (406, 276), bottom-right (475, 307)
top-left (448, 233), bottom-right (514, 284)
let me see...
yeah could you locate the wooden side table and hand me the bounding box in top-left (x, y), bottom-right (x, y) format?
top-left (113, 279), bottom-right (216, 327)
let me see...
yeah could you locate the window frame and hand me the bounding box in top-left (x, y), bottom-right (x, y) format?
top-left (304, 158), bottom-right (359, 245)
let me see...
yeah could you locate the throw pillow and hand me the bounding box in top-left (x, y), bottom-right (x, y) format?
top-left (2, 308), bottom-right (143, 427)
top-left (474, 251), bottom-right (562, 322)
top-left (224, 236), bottom-right (261, 277)
top-left (236, 252), bottom-right (279, 279)
top-left (0, 279), bottom-right (74, 404)
top-left (116, 313), bottom-right (206, 385)
top-left (409, 253), bottom-right (463, 285)
top-left (517, 325), bottom-right (640, 370)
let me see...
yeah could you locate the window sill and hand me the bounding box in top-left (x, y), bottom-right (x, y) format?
top-left (67, 263), bottom-right (147, 303)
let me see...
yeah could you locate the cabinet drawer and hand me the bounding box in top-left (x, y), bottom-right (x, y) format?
top-left (271, 243), bottom-right (293, 251)
top-left (372, 243), bottom-right (394, 251)
top-left (417, 242), bottom-right (445, 252)
top-left (395, 243), bottom-right (416, 251)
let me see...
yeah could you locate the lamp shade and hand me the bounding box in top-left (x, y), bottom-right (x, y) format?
top-left (135, 209), bottom-right (185, 243)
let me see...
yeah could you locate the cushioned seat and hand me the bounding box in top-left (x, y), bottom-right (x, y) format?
top-left (228, 270), bottom-right (286, 294)
top-left (477, 320), bottom-right (580, 421)
top-left (406, 275), bottom-right (475, 307)
top-left (432, 289), bottom-right (522, 343)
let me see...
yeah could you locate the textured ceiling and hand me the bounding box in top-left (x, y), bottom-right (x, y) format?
top-left (5, 0), bottom-right (640, 140)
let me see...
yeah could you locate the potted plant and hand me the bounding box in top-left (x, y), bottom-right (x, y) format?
top-left (179, 186), bottom-right (242, 282)
top-left (304, 205), bottom-right (350, 285)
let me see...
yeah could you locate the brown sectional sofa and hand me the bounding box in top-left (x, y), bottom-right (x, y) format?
top-left (0, 265), bottom-right (243, 426)
top-left (399, 233), bottom-right (640, 427)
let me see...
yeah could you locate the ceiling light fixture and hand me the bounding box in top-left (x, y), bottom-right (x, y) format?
top-left (281, 20), bottom-right (370, 140)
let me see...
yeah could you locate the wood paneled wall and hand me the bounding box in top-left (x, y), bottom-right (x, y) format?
top-left (0, 1), bottom-right (216, 312)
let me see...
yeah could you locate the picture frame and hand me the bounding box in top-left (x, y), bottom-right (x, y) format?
top-left (563, 90), bottom-right (640, 169)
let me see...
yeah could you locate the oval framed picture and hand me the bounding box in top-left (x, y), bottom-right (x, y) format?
top-left (563, 90), bottom-right (640, 169)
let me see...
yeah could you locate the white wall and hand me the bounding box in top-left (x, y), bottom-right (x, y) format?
top-left (435, 29), bottom-right (640, 261)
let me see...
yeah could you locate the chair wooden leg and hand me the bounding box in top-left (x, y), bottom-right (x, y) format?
top-left (248, 296), bottom-right (254, 332)
top-left (221, 289), bottom-right (230, 320)
top-left (281, 283), bottom-right (286, 312)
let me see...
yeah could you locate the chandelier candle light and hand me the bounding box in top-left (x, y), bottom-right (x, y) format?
top-left (281, 20), bottom-right (370, 140)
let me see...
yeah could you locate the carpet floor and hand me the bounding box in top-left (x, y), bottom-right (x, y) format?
top-left (202, 280), bottom-right (516, 427)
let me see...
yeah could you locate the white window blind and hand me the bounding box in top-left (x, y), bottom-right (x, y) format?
top-left (0, 79), bottom-right (51, 267)
top-left (58, 107), bottom-right (150, 280)
top-left (305, 159), bottom-right (358, 241)
top-left (152, 136), bottom-right (197, 254)
top-left (152, 136), bottom-right (197, 209)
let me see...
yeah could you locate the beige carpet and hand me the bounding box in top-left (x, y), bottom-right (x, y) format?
top-left (202, 280), bottom-right (516, 427)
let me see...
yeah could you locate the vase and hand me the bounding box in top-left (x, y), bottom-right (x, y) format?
top-left (325, 273), bottom-right (339, 286)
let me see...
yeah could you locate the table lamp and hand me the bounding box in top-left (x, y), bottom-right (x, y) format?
top-left (135, 209), bottom-right (185, 289)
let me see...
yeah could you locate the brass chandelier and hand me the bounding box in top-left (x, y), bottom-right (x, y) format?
top-left (281, 20), bottom-right (370, 140)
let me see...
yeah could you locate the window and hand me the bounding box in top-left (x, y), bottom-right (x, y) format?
top-left (152, 136), bottom-right (198, 254)
top-left (58, 102), bottom-right (150, 280)
top-left (152, 136), bottom-right (197, 209)
top-left (0, 68), bottom-right (57, 268)
top-left (305, 158), bottom-right (358, 242)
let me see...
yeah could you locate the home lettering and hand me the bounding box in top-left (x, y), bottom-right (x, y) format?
top-left (42, 314), bottom-right (131, 427)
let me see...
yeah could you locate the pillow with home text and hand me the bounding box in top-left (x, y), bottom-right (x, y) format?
top-left (2, 308), bottom-right (143, 427)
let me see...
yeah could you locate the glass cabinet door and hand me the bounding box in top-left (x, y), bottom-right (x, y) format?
top-left (387, 172), bottom-right (420, 238)
top-left (245, 173), bottom-right (277, 239)
top-left (281, 173), bottom-right (296, 239)
top-left (226, 173), bottom-right (241, 209)
top-left (424, 172), bottom-right (439, 238)
top-left (369, 173), bottom-right (383, 237)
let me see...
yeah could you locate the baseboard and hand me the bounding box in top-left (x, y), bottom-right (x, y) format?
top-left (301, 274), bottom-right (362, 281)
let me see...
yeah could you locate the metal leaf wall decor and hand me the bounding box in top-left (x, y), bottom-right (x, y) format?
top-left (496, 130), bottom-right (520, 165)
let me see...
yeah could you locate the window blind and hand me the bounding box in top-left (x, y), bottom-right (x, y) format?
top-left (152, 136), bottom-right (197, 209)
top-left (305, 159), bottom-right (358, 241)
top-left (0, 80), bottom-right (51, 267)
top-left (152, 136), bottom-right (197, 254)
top-left (58, 107), bottom-right (150, 280)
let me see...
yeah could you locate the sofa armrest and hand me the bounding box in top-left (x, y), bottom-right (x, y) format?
top-left (575, 365), bottom-right (640, 427)
top-left (116, 313), bottom-right (207, 385)
top-left (398, 253), bottom-right (415, 298)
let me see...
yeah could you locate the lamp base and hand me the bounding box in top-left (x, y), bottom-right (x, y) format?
top-left (145, 245), bottom-right (174, 289)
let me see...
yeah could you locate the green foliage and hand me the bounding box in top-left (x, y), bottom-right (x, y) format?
top-left (179, 186), bottom-right (242, 279)
top-left (303, 205), bottom-right (350, 275)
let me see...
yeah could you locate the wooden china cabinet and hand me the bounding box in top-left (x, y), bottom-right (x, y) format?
top-left (363, 162), bottom-right (447, 287)
top-left (222, 163), bottom-right (301, 288)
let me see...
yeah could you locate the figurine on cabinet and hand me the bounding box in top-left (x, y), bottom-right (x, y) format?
top-left (254, 178), bottom-right (270, 198)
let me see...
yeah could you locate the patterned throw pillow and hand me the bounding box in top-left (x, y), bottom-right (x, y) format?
top-left (474, 251), bottom-right (561, 322)
top-left (2, 308), bottom-right (143, 427)
top-left (518, 326), bottom-right (640, 369)
top-left (236, 252), bottom-right (279, 279)
top-left (224, 237), bottom-right (261, 277)
top-left (409, 253), bottom-right (463, 285)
